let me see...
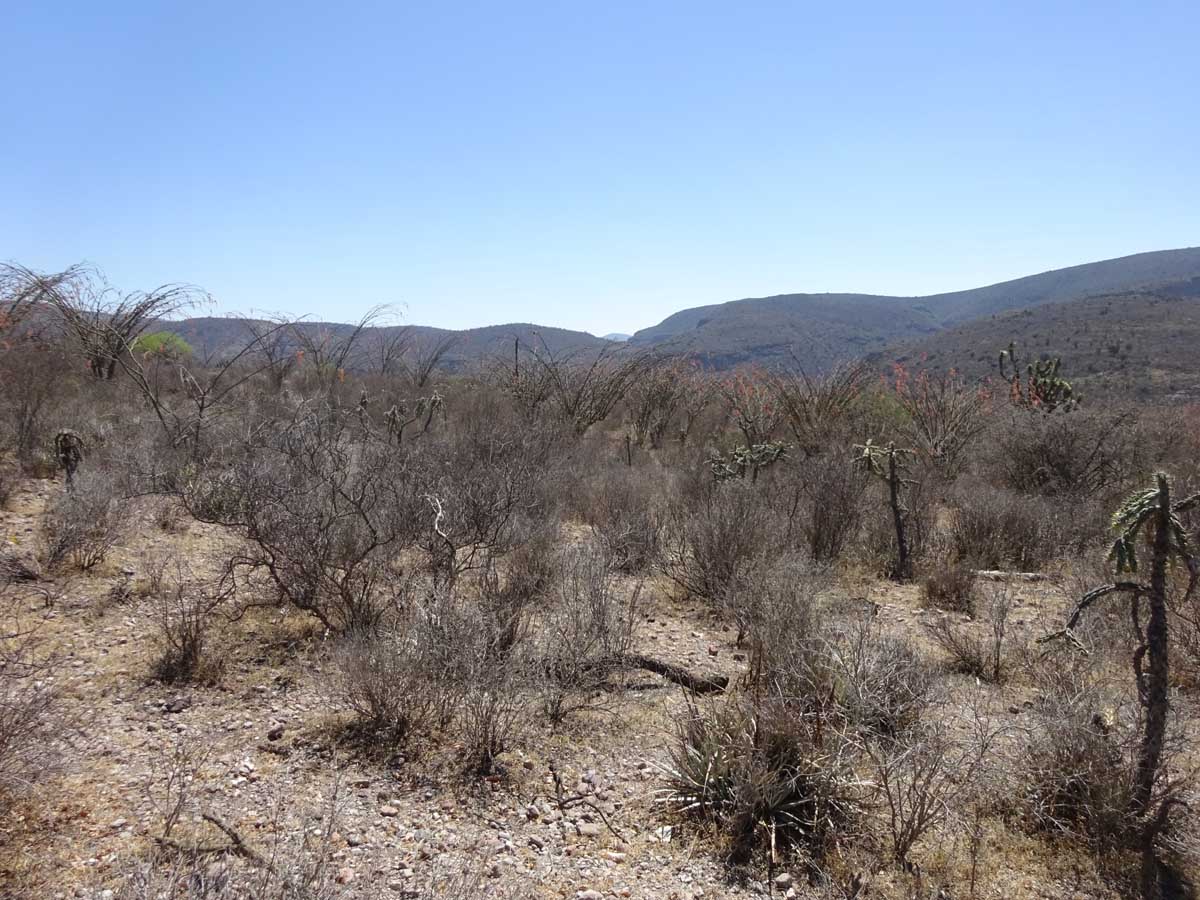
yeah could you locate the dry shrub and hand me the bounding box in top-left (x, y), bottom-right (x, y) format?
top-left (185, 411), bottom-right (429, 632)
top-left (995, 408), bottom-right (1142, 498)
top-left (662, 479), bottom-right (779, 608)
top-left (947, 482), bottom-right (1062, 571)
top-left (40, 470), bottom-right (125, 571)
top-left (331, 589), bottom-right (460, 745)
top-left (458, 652), bottom-right (529, 776)
top-left (826, 610), bottom-right (935, 738)
top-left (793, 453), bottom-right (868, 562)
top-left (1024, 660), bottom-right (1139, 853)
top-left (0, 345), bottom-right (69, 470)
top-left (0, 606), bottom-right (62, 815)
top-left (866, 708), bottom-right (1003, 867)
top-left (920, 561), bottom-right (978, 614)
top-left (151, 560), bottom-right (225, 684)
top-left (0, 462), bottom-right (15, 509)
top-left (577, 465), bottom-right (665, 573)
top-left (925, 586), bottom-right (1014, 684)
top-left (152, 496), bottom-right (190, 533)
top-left (538, 543), bottom-right (641, 722)
top-left (729, 551), bottom-right (825, 651)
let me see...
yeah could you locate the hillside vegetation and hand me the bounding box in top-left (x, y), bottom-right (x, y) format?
top-left (3, 262), bottom-right (1200, 900)
top-left (879, 287), bottom-right (1200, 400)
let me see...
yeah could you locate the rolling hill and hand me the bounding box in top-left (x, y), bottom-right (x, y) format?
top-left (163, 318), bottom-right (613, 371)
top-left (155, 248), bottom-right (1200, 387)
top-left (629, 247), bottom-right (1200, 370)
top-left (875, 282), bottom-right (1200, 401)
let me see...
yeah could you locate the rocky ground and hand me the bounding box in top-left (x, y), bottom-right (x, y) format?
top-left (1, 474), bottom-right (1192, 900)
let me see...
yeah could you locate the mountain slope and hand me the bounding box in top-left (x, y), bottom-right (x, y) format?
top-left (630, 247), bottom-right (1200, 369)
top-left (877, 281), bottom-right (1200, 400)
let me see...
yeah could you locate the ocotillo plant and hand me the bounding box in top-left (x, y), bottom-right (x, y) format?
top-left (854, 439), bottom-right (916, 581)
top-left (1043, 473), bottom-right (1199, 900)
top-left (999, 341), bottom-right (1078, 412)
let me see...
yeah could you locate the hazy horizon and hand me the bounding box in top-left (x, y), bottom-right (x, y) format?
top-left (5, 1), bottom-right (1197, 335)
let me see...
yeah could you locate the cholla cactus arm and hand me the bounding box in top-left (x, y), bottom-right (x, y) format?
top-left (1044, 472), bottom-right (1194, 816)
top-left (997, 341), bottom-right (1078, 411)
top-left (852, 439), bottom-right (915, 581)
top-left (709, 441), bottom-right (788, 482)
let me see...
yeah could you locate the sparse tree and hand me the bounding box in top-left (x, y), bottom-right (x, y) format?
top-left (404, 332), bottom-right (459, 388)
top-left (289, 306), bottom-right (386, 390)
top-left (366, 324), bottom-right (414, 377)
top-left (530, 339), bottom-right (652, 436)
top-left (7, 264), bottom-right (203, 380)
top-left (241, 314), bottom-right (300, 391)
top-left (627, 356), bottom-right (691, 449)
top-left (716, 367), bottom-right (782, 446)
top-left (889, 363), bottom-right (991, 476)
top-left (771, 360), bottom-right (868, 457)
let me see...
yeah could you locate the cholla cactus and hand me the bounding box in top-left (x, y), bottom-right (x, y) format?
top-left (854, 439), bottom-right (916, 581)
top-left (999, 341), bottom-right (1078, 412)
top-left (53, 429), bottom-right (86, 487)
top-left (384, 392), bottom-right (444, 444)
top-left (709, 441), bottom-right (788, 483)
top-left (1044, 472), bottom-right (1200, 887)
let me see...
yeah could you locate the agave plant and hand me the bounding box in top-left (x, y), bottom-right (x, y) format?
top-left (657, 696), bottom-right (866, 864)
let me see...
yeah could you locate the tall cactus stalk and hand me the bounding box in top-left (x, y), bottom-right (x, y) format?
top-left (1043, 473), bottom-right (1200, 899)
top-left (854, 440), bottom-right (915, 581)
top-left (999, 341), bottom-right (1078, 412)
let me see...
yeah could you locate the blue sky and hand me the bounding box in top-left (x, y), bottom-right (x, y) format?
top-left (3, 1), bottom-right (1196, 335)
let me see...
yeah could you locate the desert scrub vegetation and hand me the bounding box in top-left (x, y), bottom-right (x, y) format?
top-left (0, 593), bottom-right (63, 817)
top-left (6, 263), bottom-right (1200, 898)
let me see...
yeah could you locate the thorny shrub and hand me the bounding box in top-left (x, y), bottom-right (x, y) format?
top-left (40, 469), bottom-right (126, 571)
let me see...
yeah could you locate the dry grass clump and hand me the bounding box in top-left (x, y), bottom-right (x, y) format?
top-left (919, 561), bottom-right (978, 614)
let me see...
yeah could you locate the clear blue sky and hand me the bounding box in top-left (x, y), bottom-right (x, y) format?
top-left (3, 1), bottom-right (1197, 335)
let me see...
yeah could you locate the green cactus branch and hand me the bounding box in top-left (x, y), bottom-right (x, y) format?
top-left (999, 341), bottom-right (1079, 412)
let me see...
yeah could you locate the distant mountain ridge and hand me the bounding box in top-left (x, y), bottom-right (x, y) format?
top-left (628, 247), bottom-right (1200, 370)
top-left (165, 318), bottom-right (612, 370)
top-left (160, 247), bottom-right (1200, 378)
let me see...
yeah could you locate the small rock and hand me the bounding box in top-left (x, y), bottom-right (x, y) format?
top-left (577, 822), bottom-right (602, 838)
top-left (774, 872), bottom-right (795, 888)
top-left (380, 805), bottom-right (399, 817)
top-left (577, 891), bottom-right (603, 900)
top-left (267, 725), bottom-right (285, 741)
top-left (336, 867), bottom-right (354, 884)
